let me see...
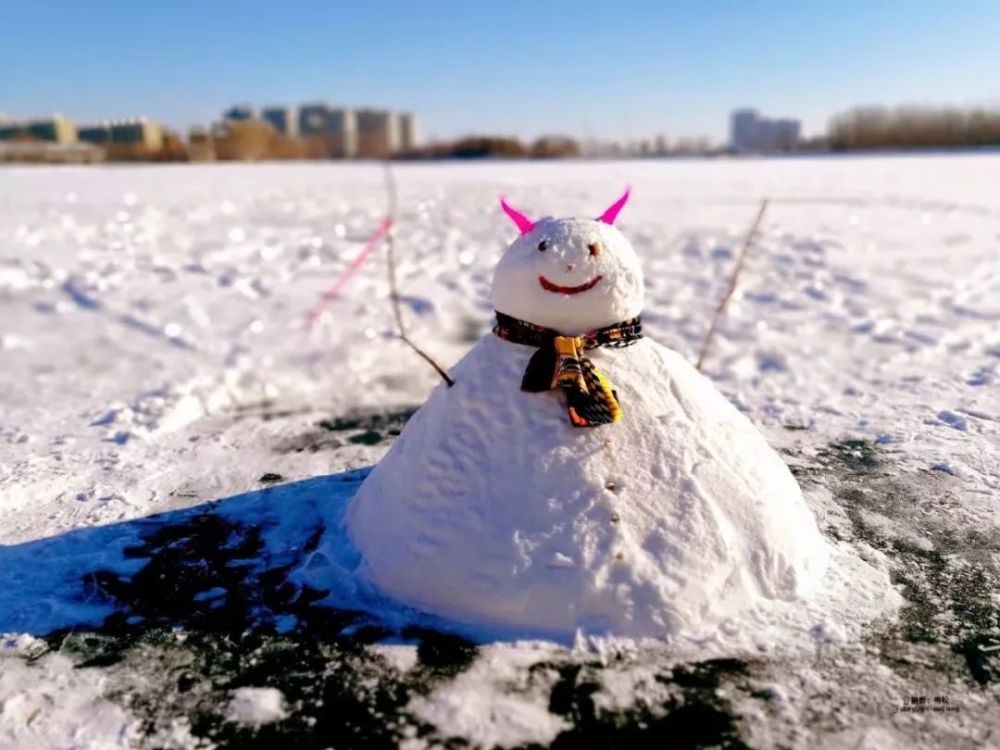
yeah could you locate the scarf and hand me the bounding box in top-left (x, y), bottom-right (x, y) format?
top-left (493, 311), bottom-right (643, 427)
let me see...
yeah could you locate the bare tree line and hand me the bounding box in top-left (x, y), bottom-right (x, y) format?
top-left (829, 105), bottom-right (1000, 150)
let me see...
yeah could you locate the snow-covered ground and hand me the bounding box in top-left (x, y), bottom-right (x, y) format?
top-left (1, 157), bottom-right (998, 748)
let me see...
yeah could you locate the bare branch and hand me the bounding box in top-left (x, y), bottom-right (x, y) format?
top-left (696, 198), bottom-right (769, 373)
top-left (382, 162), bottom-right (455, 387)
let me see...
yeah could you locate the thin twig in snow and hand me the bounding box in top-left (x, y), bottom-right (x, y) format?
top-left (382, 162), bottom-right (455, 387)
top-left (696, 198), bottom-right (769, 373)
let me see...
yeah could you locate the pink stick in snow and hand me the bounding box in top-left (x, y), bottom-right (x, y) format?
top-left (305, 217), bottom-right (393, 328)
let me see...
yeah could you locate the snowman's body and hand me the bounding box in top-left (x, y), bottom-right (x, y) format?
top-left (342, 194), bottom-right (829, 640)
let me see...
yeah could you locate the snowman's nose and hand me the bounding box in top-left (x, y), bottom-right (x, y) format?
top-left (566, 263), bottom-right (576, 273)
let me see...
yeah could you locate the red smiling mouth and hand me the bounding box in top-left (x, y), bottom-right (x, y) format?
top-left (539, 275), bottom-right (603, 295)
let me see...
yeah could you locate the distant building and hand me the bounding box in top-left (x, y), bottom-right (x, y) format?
top-left (298, 103), bottom-right (329, 135)
top-left (356, 108), bottom-right (400, 158)
top-left (730, 110), bottom-right (757, 151)
top-left (79, 118), bottom-right (165, 160)
top-left (223, 104), bottom-right (259, 122)
top-left (223, 101), bottom-right (416, 159)
top-left (730, 109), bottom-right (801, 152)
top-left (79, 118), bottom-right (163, 149)
top-left (396, 112), bottom-right (418, 152)
top-left (0, 115), bottom-right (77, 145)
top-left (326, 107), bottom-right (358, 158)
top-left (262, 105), bottom-right (299, 137)
top-left (109, 119), bottom-right (164, 150)
top-left (297, 103), bottom-right (357, 158)
top-left (78, 123), bottom-right (111, 145)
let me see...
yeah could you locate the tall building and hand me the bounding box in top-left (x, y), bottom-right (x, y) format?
top-left (298, 103), bottom-right (329, 135)
top-left (0, 115), bottom-right (77, 144)
top-left (298, 103), bottom-right (357, 158)
top-left (396, 112), bottom-right (418, 152)
top-left (356, 108), bottom-right (400, 158)
top-left (262, 105), bottom-right (299, 137)
top-left (730, 109), bottom-right (801, 152)
top-left (730, 109), bottom-right (758, 151)
top-left (326, 107), bottom-right (358, 158)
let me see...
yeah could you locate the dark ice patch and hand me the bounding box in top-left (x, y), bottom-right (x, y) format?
top-left (797, 438), bottom-right (1000, 686)
top-left (535, 658), bottom-right (750, 750)
top-left (30, 473), bottom-right (462, 749)
top-left (7, 437), bottom-right (999, 748)
top-left (317, 408), bottom-right (418, 438)
top-left (276, 408), bottom-right (418, 453)
top-left (407, 627), bottom-right (478, 677)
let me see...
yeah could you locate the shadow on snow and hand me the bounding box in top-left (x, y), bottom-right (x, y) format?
top-left (0, 467), bottom-right (748, 750)
top-left (3, 433), bottom-right (996, 748)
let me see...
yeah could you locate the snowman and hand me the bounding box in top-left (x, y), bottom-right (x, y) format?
top-left (340, 190), bottom-right (829, 641)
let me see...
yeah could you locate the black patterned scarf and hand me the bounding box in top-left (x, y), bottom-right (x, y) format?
top-left (493, 311), bottom-right (643, 427)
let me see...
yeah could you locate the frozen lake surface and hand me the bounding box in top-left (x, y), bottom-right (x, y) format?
top-left (1, 157), bottom-right (998, 748)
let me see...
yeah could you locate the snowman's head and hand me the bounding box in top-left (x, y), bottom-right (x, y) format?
top-left (491, 189), bottom-right (644, 335)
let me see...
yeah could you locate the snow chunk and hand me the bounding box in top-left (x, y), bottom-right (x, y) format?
top-left (369, 643), bottom-right (420, 673)
top-left (407, 644), bottom-right (567, 748)
top-left (0, 652), bottom-right (141, 749)
top-left (225, 687), bottom-right (287, 727)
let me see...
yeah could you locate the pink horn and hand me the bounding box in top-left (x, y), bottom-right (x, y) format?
top-left (597, 187), bottom-right (631, 225)
top-left (499, 197), bottom-right (535, 235)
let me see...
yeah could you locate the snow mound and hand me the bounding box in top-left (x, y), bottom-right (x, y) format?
top-left (345, 335), bottom-right (831, 640)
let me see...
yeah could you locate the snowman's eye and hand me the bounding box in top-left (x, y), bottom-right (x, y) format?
top-left (537, 240), bottom-right (548, 252)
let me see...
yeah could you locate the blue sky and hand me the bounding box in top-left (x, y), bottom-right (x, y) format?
top-left (3, 0), bottom-right (999, 143)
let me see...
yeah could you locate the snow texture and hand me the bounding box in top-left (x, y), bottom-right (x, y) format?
top-left (0, 158), bottom-right (998, 749)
